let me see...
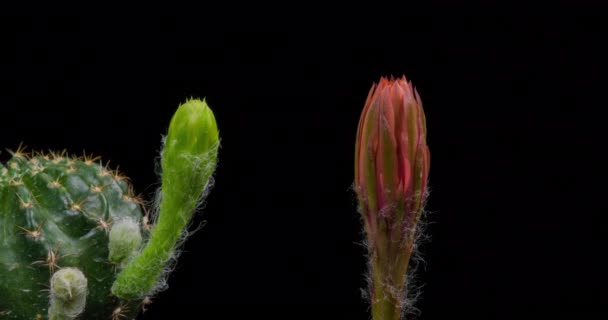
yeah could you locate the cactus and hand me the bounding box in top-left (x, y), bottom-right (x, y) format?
top-left (0, 98), bottom-right (219, 319)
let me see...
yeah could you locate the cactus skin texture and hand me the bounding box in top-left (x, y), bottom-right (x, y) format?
top-left (0, 150), bottom-right (145, 319)
top-left (0, 98), bottom-right (220, 319)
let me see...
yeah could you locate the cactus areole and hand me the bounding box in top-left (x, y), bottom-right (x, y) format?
top-left (0, 98), bottom-right (219, 320)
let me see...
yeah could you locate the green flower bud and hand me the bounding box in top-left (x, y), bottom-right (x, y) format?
top-left (112, 98), bottom-right (220, 299)
top-left (49, 268), bottom-right (88, 320)
top-left (162, 98), bottom-right (220, 207)
top-left (108, 218), bottom-right (143, 265)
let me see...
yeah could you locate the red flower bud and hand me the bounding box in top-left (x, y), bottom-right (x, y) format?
top-left (355, 75), bottom-right (430, 319)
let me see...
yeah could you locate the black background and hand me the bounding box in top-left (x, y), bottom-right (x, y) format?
top-left (0, 12), bottom-right (605, 319)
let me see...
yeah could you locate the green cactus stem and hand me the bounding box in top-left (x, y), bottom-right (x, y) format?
top-left (0, 149), bottom-right (145, 319)
top-left (112, 98), bottom-right (219, 299)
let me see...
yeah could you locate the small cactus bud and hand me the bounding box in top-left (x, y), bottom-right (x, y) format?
top-left (109, 219), bottom-right (143, 265)
top-left (49, 267), bottom-right (88, 320)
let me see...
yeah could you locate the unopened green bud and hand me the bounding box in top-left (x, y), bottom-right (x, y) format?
top-left (108, 219), bottom-right (143, 265)
top-left (162, 98), bottom-right (219, 201)
top-left (112, 98), bottom-right (220, 299)
top-left (49, 267), bottom-right (88, 320)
